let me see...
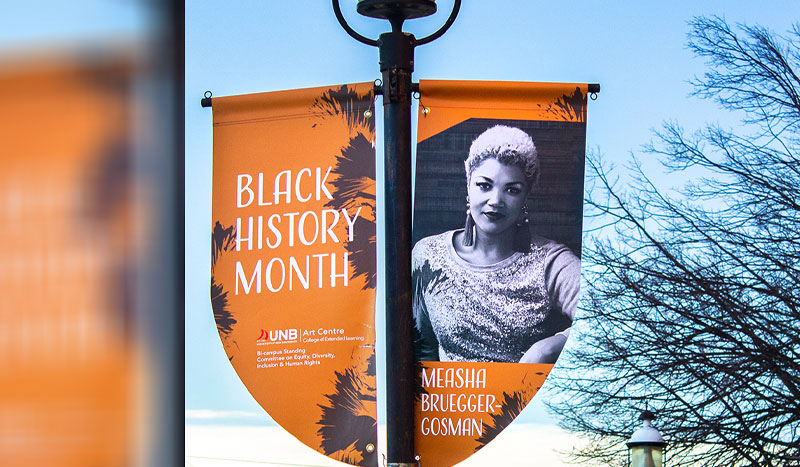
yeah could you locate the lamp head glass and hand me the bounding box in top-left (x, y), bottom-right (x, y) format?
top-left (629, 445), bottom-right (663, 467)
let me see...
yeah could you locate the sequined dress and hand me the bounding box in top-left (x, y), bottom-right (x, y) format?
top-left (412, 230), bottom-right (580, 362)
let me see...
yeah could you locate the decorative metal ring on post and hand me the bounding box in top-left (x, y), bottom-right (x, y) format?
top-left (332, 0), bottom-right (378, 46)
top-left (332, 0), bottom-right (462, 47)
top-left (415, 0), bottom-right (460, 45)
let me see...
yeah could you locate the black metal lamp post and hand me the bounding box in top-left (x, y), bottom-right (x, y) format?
top-left (627, 410), bottom-right (666, 467)
top-left (332, 1), bottom-right (461, 465)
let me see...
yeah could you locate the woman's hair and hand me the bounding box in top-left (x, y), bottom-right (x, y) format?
top-left (464, 125), bottom-right (539, 186)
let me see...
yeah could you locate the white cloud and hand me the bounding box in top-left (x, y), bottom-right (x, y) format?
top-left (186, 425), bottom-right (344, 466)
top-left (456, 423), bottom-right (586, 466)
top-left (185, 423), bottom-right (588, 467)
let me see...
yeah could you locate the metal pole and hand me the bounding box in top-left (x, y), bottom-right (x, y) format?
top-left (331, 3), bottom-right (461, 464)
top-left (378, 23), bottom-right (417, 466)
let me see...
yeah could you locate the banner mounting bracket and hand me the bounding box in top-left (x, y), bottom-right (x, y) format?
top-left (588, 83), bottom-right (601, 100)
top-left (201, 90), bottom-right (212, 108)
top-left (374, 82), bottom-right (419, 96)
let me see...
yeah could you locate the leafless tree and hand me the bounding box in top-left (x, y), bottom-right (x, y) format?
top-left (550, 16), bottom-right (800, 467)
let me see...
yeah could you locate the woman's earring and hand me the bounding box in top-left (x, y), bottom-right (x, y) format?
top-left (514, 203), bottom-right (531, 252)
top-left (519, 204), bottom-right (530, 227)
top-left (463, 199), bottom-right (475, 246)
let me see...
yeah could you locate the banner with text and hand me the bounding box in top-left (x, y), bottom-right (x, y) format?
top-left (413, 80), bottom-right (588, 466)
top-left (0, 52), bottom-right (137, 467)
top-left (211, 83), bottom-right (377, 466)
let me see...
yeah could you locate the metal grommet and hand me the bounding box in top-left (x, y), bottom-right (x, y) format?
top-left (421, 104), bottom-right (430, 116)
top-left (364, 108), bottom-right (373, 118)
top-left (366, 443), bottom-right (375, 453)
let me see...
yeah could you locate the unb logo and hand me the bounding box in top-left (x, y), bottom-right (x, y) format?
top-left (257, 328), bottom-right (299, 342)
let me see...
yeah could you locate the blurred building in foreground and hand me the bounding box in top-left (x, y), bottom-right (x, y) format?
top-left (0, 3), bottom-right (181, 465)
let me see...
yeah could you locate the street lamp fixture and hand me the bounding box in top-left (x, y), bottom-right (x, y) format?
top-left (627, 410), bottom-right (666, 467)
top-left (357, 0), bottom-right (437, 21)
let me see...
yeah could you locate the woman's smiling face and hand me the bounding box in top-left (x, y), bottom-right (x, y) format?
top-left (467, 158), bottom-right (529, 238)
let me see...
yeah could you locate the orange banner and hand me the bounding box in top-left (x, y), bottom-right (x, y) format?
top-left (0, 55), bottom-right (136, 465)
top-left (413, 80), bottom-right (587, 466)
top-left (211, 83), bottom-right (377, 466)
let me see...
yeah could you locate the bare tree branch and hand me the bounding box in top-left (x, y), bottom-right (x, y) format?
top-left (550, 16), bottom-right (800, 467)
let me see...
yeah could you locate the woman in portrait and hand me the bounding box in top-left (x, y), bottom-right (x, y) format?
top-left (412, 125), bottom-right (580, 363)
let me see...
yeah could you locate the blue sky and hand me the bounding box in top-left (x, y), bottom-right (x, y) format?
top-left (0, 2), bottom-right (154, 55)
top-left (184, 0), bottom-right (799, 463)
top-left (1, 1), bottom-right (796, 464)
